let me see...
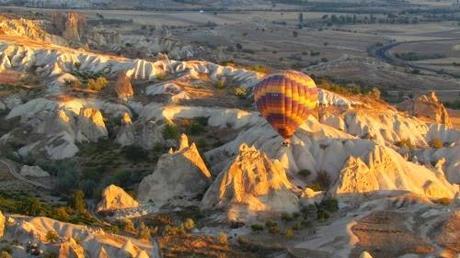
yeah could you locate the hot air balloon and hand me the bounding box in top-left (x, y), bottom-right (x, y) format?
top-left (254, 70), bottom-right (318, 144)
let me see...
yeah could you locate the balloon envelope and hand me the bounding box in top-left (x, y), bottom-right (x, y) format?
top-left (254, 70), bottom-right (318, 139)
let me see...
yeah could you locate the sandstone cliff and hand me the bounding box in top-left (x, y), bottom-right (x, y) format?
top-left (398, 91), bottom-right (452, 128)
top-left (96, 184), bottom-right (139, 213)
top-left (137, 134), bottom-right (212, 206)
top-left (201, 144), bottom-right (299, 222)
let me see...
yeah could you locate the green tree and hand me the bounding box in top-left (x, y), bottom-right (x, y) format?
top-left (25, 197), bottom-right (42, 216)
top-left (137, 222), bottom-right (151, 240)
top-left (71, 190), bottom-right (86, 214)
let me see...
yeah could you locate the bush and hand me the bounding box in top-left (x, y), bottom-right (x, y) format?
top-left (137, 222), bottom-right (151, 240)
top-left (122, 219), bottom-right (136, 233)
top-left (46, 230), bottom-right (60, 243)
top-left (186, 120), bottom-right (207, 136)
top-left (298, 169), bottom-right (311, 177)
top-left (281, 212), bottom-right (294, 222)
top-left (25, 197), bottom-right (43, 216)
top-left (71, 190), bottom-right (86, 214)
top-left (310, 171), bottom-right (331, 191)
top-left (53, 207), bottom-right (70, 221)
top-left (369, 87), bottom-right (381, 99)
top-left (318, 198), bottom-right (339, 213)
top-left (163, 122), bottom-right (180, 140)
top-left (164, 224), bottom-right (186, 236)
top-left (233, 86), bottom-right (248, 99)
top-left (250, 224), bottom-right (264, 232)
top-left (265, 220), bottom-right (280, 234)
top-left (430, 138), bottom-right (443, 149)
top-left (122, 145), bottom-right (149, 162)
top-left (215, 78), bottom-right (226, 89)
top-left (183, 218), bottom-right (195, 231)
top-left (87, 76), bottom-right (108, 91)
top-left (285, 228), bottom-right (294, 238)
top-left (218, 232), bottom-right (228, 245)
top-left (0, 251), bottom-right (12, 258)
top-left (395, 138), bottom-right (414, 150)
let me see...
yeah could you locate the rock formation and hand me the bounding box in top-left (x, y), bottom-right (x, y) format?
top-left (77, 107), bottom-right (108, 142)
top-left (115, 112), bottom-right (135, 146)
top-left (4, 215), bottom-right (159, 257)
top-left (331, 145), bottom-right (457, 200)
top-left (96, 184), bottom-right (139, 213)
top-left (201, 144), bottom-right (299, 222)
top-left (59, 237), bottom-right (85, 258)
top-left (19, 165), bottom-right (50, 177)
top-left (114, 72), bottom-right (134, 101)
top-left (435, 211), bottom-right (460, 253)
top-left (0, 211), bottom-right (5, 239)
top-left (398, 91), bottom-right (452, 127)
top-left (138, 134), bottom-right (212, 206)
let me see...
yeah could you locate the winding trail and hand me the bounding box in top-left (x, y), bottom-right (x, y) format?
top-left (371, 38), bottom-right (460, 77)
top-left (0, 158), bottom-right (52, 190)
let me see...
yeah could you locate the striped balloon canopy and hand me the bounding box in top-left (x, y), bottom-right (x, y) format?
top-left (254, 70), bottom-right (318, 141)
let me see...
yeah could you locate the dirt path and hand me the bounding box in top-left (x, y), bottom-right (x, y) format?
top-left (0, 158), bottom-right (52, 190)
top-left (371, 38), bottom-right (460, 78)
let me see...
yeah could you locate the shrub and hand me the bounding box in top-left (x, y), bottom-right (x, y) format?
top-left (265, 220), bottom-right (280, 234)
top-left (298, 169), bottom-right (311, 177)
top-left (215, 78), bottom-right (226, 89)
top-left (310, 171), bottom-right (331, 191)
top-left (164, 224), bottom-right (186, 236)
top-left (183, 218), bottom-right (195, 231)
top-left (53, 207), bottom-right (70, 221)
top-left (281, 212), bottom-right (294, 222)
top-left (186, 120), bottom-right (206, 136)
top-left (248, 65), bottom-right (271, 74)
top-left (25, 197), bottom-right (43, 216)
top-left (369, 87), bottom-right (381, 99)
top-left (430, 138), bottom-right (443, 149)
top-left (250, 224), bottom-right (264, 232)
top-left (46, 230), bottom-right (60, 243)
top-left (71, 190), bottom-right (86, 214)
top-left (395, 138), bottom-right (414, 150)
top-left (162, 122), bottom-right (180, 140)
top-left (122, 145), bottom-right (149, 162)
top-left (285, 228), bottom-right (294, 238)
top-left (122, 219), bottom-right (136, 233)
top-left (318, 198), bottom-right (339, 213)
top-left (233, 86), bottom-right (248, 99)
top-left (218, 232), bottom-right (228, 245)
top-left (87, 76), bottom-right (108, 91)
top-left (137, 222), bottom-right (151, 240)
top-left (156, 73), bottom-right (167, 81)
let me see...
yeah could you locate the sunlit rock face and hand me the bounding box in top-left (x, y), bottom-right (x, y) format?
top-left (398, 91), bottom-right (452, 128)
top-left (330, 144), bottom-right (457, 201)
top-left (137, 134), bottom-right (212, 206)
top-left (201, 144), bottom-right (299, 222)
top-left (96, 184), bottom-right (139, 213)
top-left (4, 215), bottom-right (159, 257)
top-left (77, 107), bottom-right (108, 142)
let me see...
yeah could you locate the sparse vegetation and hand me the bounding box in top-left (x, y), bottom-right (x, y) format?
top-left (395, 138), bottom-right (414, 150)
top-left (298, 169), bottom-right (311, 177)
top-left (87, 76), bottom-right (108, 91)
top-left (218, 232), bottom-right (229, 245)
top-left (163, 121), bottom-right (180, 140)
top-left (46, 230), bottom-right (60, 243)
top-left (233, 86), bottom-right (248, 99)
top-left (309, 171), bottom-right (331, 191)
top-left (250, 224), bottom-right (264, 232)
top-left (430, 138), bottom-right (444, 149)
top-left (395, 52), bottom-right (445, 61)
top-left (183, 218), bottom-right (195, 231)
